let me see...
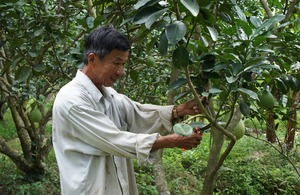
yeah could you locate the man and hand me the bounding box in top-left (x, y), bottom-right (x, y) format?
top-left (52, 25), bottom-right (203, 195)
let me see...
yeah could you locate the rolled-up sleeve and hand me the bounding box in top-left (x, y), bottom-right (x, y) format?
top-left (68, 105), bottom-right (160, 163)
top-left (118, 94), bottom-right (173, 135)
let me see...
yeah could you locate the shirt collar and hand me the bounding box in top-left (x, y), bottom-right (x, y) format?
top-left (75, 70), bottom-right (114, 102)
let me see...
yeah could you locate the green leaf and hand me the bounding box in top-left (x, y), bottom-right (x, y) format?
top-left (234, 5), bottom-right (247, 22)
top-left (172, 46), bottom-right (189, 68)
top-left (202, 54), bottom-right (216, 71)
top-left (289, 76), bottom-right (300, 91)
top-left (34, 28), bottom-right (44, 37)
top-left (11, 57), bottom-right (23, 69)
top-left (180, 0), bottom-right (199, 17)
top-left (252, 35), bottom-right (267, 47)
top-left (16, 66), bottom-right (31, 82)
top-left (237, 88), bottom-right (258, 100)
top-left (275, 78), bottom-right (289, 94)
top-left (130, 69), bottom-right (139, 83)
top-left (244, 59), bottom-right (270, 72)
top-left (29, 51), bottom-right (38, 58)
top-left (173, 91), bottom-right (190, 103)
top-left (169, 78), bottom-right (187, 91)
top-left (199, 36), bottom-right (209, 48)
top-left (173, 123), bottom-right (193, 136)
top-left (239, 101), bottom-right (250, 116)
top-left (33, 63), bottom-right (46, 72)
top-left (145, 8), bottom-right (168, 29)
top-left (251, 14), bottom-right (285, 38)
top-left (236, 27), bottom-right (248, 40)
top-left (158, 32), bottom-right (168, 56)
top-left (226, 76), bottom-right (238, 83)
top-left (256, 47), bottom-right (275, 53)
top-left (207, 26), bottom-right (218, 41)
top-left (209, 87), bottom-right (222, 94)
top-left (166, 21), bottom-right (187, 45)
top-left (199, 8), bottom-right (216, 25)
top-left (134, 6), bottom-right (161, 24)
top-left (134, 0), bottom-right (152, 9)
top-left (250, 16), bottom-right (262, 28)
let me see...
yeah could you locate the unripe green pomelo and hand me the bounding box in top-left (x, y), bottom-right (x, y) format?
top-left (222, 113), bottom-right (245, 140)
top-left (145, 56), bottom-right (156, 67)
top-left (232, 120), bottom-right (245, 140)
top-left (257, 90), bottom-right (274, 109)
top-left (29, 107), bottom-right (42, 122)
top-left (262, 70), bottom-right (270, 77)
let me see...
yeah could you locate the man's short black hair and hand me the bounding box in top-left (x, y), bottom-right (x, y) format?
top-left (83, 25), bottom-right (131, 64)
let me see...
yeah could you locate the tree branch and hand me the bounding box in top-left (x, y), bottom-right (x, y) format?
top-left (0, 136), bottom-right (31, 173)
top-left (260, 0), bottom-right (273, 18)
top-left (246, 134), bottom-right (300, 177)
top-left (283, 0), bottom-right (300, 23)
top-left (87, 0), bottom-right (97, 18)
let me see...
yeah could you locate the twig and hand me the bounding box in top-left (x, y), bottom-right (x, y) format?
top-left (246, 134), bottom-right (300, 177)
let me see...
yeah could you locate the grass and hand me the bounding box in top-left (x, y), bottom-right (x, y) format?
top-left (0, 110), bottom-right (16, 140)
top-left (136, 129), bottom-right (300, 195)
top-left (0, 110), bottom-right (299, 194)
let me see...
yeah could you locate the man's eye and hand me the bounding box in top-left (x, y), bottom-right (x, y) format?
top-left (115, 62), bottom-right (124, 66)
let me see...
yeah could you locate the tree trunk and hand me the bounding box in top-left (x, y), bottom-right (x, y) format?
top-left (0, 97), bottom-right (7, 120)
top-left (201, 125), bottom-right (224, 195)
top-left (266, 108), bottom-right (276, 143)
top-left (0, 84), bottom-right (52, 180)
top-left (201, 98), bottom-right (223, 195)
top-left (152, 66), bottom-right (179, 195)
top-left (285, 91), bottom-right (299, 150)
top-left (152, 149), bottom-right (170, 195)
top-left (201, 102), bottom-right (240, 195)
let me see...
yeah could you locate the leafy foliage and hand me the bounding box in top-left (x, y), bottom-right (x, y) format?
top-left (1, 0), bottom-right (300, 194)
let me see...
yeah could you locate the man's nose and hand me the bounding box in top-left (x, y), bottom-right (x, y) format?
top-left (116, 65), bottom-right (124, 76)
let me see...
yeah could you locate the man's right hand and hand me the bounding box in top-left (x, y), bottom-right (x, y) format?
top-left (151, 133), bottom-right (203, 151)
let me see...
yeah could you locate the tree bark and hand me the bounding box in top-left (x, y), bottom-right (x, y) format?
top-left (152, 149), bottom-right (170, 195)
top-left (285, 91), bottom-right (299, 149)
top-left (201, 104), bottom-right (240, 195)
top-left (152, 66), bottom-right (179, 195)
top-left (260, 0), bottom-right (273, 18)
top-left (87, 0), bottom-right (97, 18)
top-left (266, 107), bottom-right (276, 143)
top-left (201, 125), bottom-right (224, 195)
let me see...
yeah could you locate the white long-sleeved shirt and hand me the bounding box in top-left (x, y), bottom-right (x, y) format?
top-left (52, 70), bottom-right (173, 194)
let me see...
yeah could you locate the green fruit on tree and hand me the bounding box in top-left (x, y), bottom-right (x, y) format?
top-left (262, 70), bottom-right (270, 77)
top-left (232, 119), bottom-right (245, 140)
top-left (222, 112), bottom-right (245, 140)
top-left (257, 89), bottom-right (274, 109)
top-left (145, 56), bottom-right (156, 67)
top-left (29, 107), bottom-right (42, 122)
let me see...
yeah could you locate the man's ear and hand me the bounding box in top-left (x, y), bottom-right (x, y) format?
top-left (87, 53), bottom-right (96, 64)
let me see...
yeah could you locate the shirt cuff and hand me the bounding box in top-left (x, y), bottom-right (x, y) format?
top-left (136, 133), bottom-right (160, 164)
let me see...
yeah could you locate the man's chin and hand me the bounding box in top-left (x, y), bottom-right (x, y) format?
top-left (104, 81), bottom-right (115, 87)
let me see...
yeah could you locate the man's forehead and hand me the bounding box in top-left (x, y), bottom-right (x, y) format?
top-left (108, 49), bottom-right (129, 60)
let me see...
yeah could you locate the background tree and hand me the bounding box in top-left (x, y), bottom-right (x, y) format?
top-left (0, 0), bottom-right (299, 194)
top-left (0, 0), bottom-right (88, 179)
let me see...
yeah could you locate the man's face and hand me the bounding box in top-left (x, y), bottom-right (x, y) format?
top-left (91, 49), bottom-right (129, 87)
